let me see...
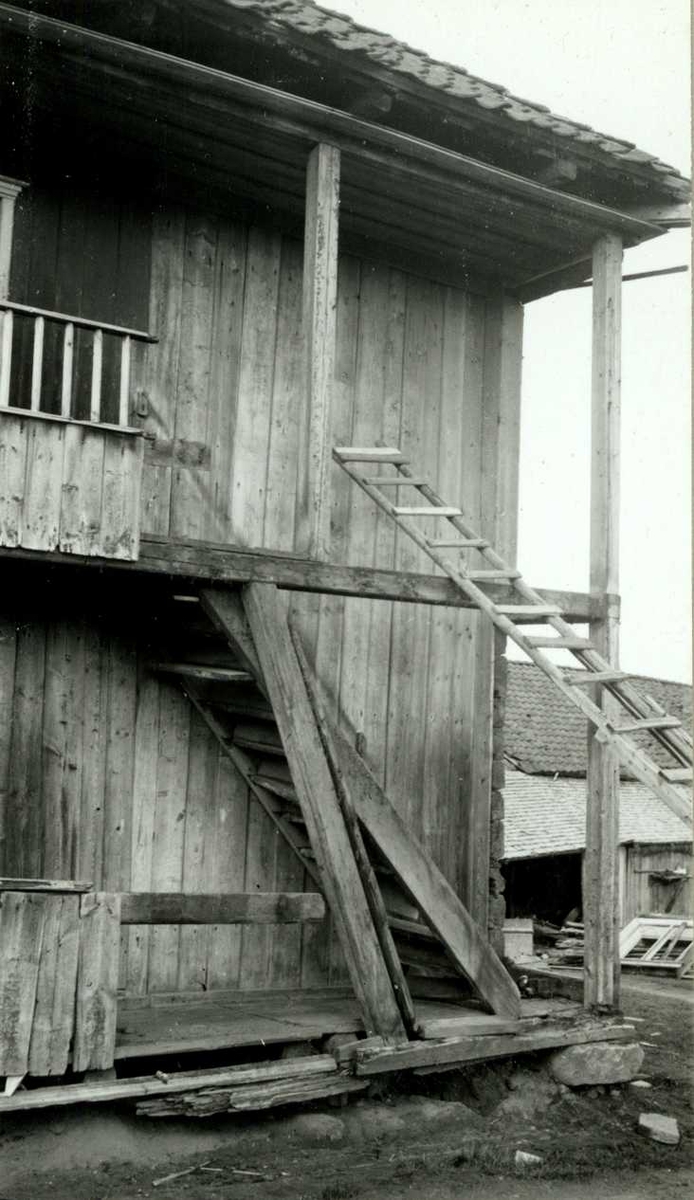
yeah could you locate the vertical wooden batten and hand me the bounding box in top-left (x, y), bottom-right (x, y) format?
top-left (585, 232), bottom-right (623, 1012)
top-left (297, 144), bottom-right (340, 560)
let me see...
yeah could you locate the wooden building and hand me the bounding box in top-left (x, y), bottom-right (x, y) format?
top-left (0, 1), bottom-right (690, 1112)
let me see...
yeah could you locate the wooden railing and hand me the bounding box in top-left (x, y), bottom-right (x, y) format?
top-left (0, 299), bottom-right (156, 426)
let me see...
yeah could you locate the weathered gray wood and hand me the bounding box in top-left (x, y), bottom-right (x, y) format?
top-left (585, 233), bottom-right (623, 1013)
top-left (0, 539), bottom-right (597, 621)
top-left (332, 734), bottom-right (521, 1020)
top-left (355, 1020), bottom-right (637, 1075)
top-left (0, 892), bottom-right (47, 1075)
top-left (119, 892), bottom-right (325, 925)
top-left (73, 892), bottom-right (121, 1071)
top-left (298, 143), bottom-right (340, 559)
top-left (28, 894), bottom-right (80, 1075)
top-left (0, 877), bottom-right (92, 892)
top-left (0, 1054), bottom-right (337, 1112)
top-left (291, 626), bottom-right (417, 1035)
top-left (137, 1073), bottom-right (368, 1117)
top-left (242, 583), bottom-right (406, 1041)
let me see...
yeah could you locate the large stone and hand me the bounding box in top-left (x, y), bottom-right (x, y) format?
top-left (638, 1113), bottom-right (680, 1145)
top-left (549, 1041), bottom-right (644, 1087)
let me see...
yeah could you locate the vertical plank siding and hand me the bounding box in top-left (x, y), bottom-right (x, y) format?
top-left (0, 201), bottom-right (522, 994)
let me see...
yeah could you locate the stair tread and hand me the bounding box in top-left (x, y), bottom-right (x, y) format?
top-left (334, 447), bottom-right (408, 463)
top-left (427, 538), bottom-right (489, 549)
top-left (661, 767), bottom-right (693, 783)
top-left (151, 662), bottom-right (253, 682)
top-left (365, 476), bottom-right (427, 486)
top-left (496, 605), bottom-right (562, 617)
top-left (526, 636), bottom-right (593, 649)
top-left (565, 670), bottom-right (629, 686)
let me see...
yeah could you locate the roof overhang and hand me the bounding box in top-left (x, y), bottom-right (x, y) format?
top-left (0, 3), bottom-right (667, 296)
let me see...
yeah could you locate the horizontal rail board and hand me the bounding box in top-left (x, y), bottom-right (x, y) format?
top-left (0, 405), bottom-right (143, 436)
top-left (0, 540), bottom-right (602, 620)
top-left (0, 299), bottom-right (157, 342)
top-left (0, 1055), bottom-right (337, 1112)
top-left (0, 877), bottom-right (92, 893)
top-left (119, 891), bottom-right (325, 924)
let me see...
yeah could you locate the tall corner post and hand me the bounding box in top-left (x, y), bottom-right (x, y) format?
top-left (585, 232), bottom-right (623, 1011)
top-left (297, 143), bottom-right (340, 561)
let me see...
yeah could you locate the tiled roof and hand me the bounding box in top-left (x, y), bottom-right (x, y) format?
top-left (502, 770), bottom-right (692, 860)
top-left (504, 661), bottom-right (692, 777)
top-left (222, 0), bottom-right (690, 199)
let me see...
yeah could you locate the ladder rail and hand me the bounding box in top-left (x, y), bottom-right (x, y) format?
top-left (353, 457), bottom-right (692, 766)
top-left (334, 451), bottom-right (691, 823)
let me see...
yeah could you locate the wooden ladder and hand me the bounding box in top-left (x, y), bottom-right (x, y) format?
top-left (148, 583), bottom-right (521, 1039)
top-left (333, 446), bottom-right (692, 825)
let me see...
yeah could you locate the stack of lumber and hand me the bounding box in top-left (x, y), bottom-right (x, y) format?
top-left (535, 920), bottom-right (585, 967)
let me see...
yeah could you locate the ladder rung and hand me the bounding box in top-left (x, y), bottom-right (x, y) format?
top-left (565, 670), bottom-right (629, 686)
top-left (496, 605), bottom-right (562, 618)
top-left (526, 636), bottom-right (593, 649)
top-left (427, 538), bottom-right (489, 549)
top-left (393, 506), bottom-right (462, 517)
top-left (612, 716), bottom-right (682, 735)
top-left (466, 569), bottom-right (522, 581)
top-left (661, 767), bottom-right (693, 783)
top-left (334, 447), bottom-right (407, 463)
top-left (364, 476), bottom-right (428, 486)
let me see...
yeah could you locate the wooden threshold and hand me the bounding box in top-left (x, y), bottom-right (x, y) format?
top-left (0, 541), bottom-right (601, 621)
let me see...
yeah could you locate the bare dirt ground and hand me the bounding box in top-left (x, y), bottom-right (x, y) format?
top-left (3, 975), bottom-right (692, 1200)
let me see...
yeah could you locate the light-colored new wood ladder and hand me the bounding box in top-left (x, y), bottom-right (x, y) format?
top-left (333, 446), bottom-right (692, 825)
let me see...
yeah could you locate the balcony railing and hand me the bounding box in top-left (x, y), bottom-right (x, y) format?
top-left (0, 299), bottom-right (157, 427)
top-left (0, 301), bottom-right (157, 561)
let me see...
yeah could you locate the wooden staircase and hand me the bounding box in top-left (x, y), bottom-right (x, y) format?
top-left (333, 447), bottom-right (692, 825)
top-left (148, 583), bottom-right (521, 1043)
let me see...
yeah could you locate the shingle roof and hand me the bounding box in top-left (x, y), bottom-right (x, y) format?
top-left (502, 770), bottom-right (692, 860)
top-left (222, 0), bottom-right (690, 200)
top-left (504, 661), bottom-right (692, 777)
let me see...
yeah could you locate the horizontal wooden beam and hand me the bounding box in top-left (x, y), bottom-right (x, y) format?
top-left (0, 877), bottom-right (92, 892)
top-left (0, 4), bottom-right (661, 245)
top-left (0, 541), bottom-right (603, 621)
top-left (355, 1020), bottom-right (637, 1075)
top-left (0, 1054), bottom-right (337, 1112)
top-left (118, 892), bottom-right (325, 925)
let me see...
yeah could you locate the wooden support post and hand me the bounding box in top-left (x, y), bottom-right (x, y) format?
top-left (297, 143), bottom-right (340, 561)
top-left (585, 233), bottom-right (623, 1012)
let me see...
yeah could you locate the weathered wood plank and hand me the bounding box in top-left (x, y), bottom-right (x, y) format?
top-left (119, 892), bottom-right (325, 925)
top-left (0, 891), bottom-right (47, 1075)
top-left (0, 412), bottom-right (28, 547)
top-left (20, 418), bottom-right (65, 550)
top-left (241, 583), bottom-right (405, 1040)
top-left (137, 1073), bottom-right (367, 1117)
top-left (0, 539), bottom-right (598, 621)
top-left (100, 433), bottom-right (144, 560)
top-left (230, 226), bottom-right (282, 545)
top-left (333, 734), bottom-right (521, 1019)
top-left (355, 1020), bottom-right (637, 1075)
top-left (297, 143), bottom-right (340, 559)
top-left (0, 1053), bottom-right (338, 1112)
top-left (585, 232), bottom-right (623, 1013)
top-left (59, 423), bottom-right (105, 555)
top-left (73, 892), bottom-right (121, 1072)
top-left (170, 212), bottom-right (216, 542)
top-left (28, 893), bottom-right (80, 1075)
top-left (0, 878), bottom-right (92, 893)
top-left (125, 665), bottom-right (159, 995)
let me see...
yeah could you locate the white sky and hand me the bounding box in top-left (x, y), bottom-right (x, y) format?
top-left (325, 0), bottom-right (691, 683)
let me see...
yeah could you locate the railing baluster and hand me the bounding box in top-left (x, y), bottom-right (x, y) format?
top-left (90, 327), bottom-right (103, 423)
top-left (0, 309), bottom-right (13, 407)
top-left (119, 334), bottom-right (131, 426)
top-left (61, 321), bottom-right (74, 418)
top-left (30, 315), bottom-right (45, 411)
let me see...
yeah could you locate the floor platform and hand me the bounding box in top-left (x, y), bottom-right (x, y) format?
top-left (0, 989), bottom-right (636, 1113)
